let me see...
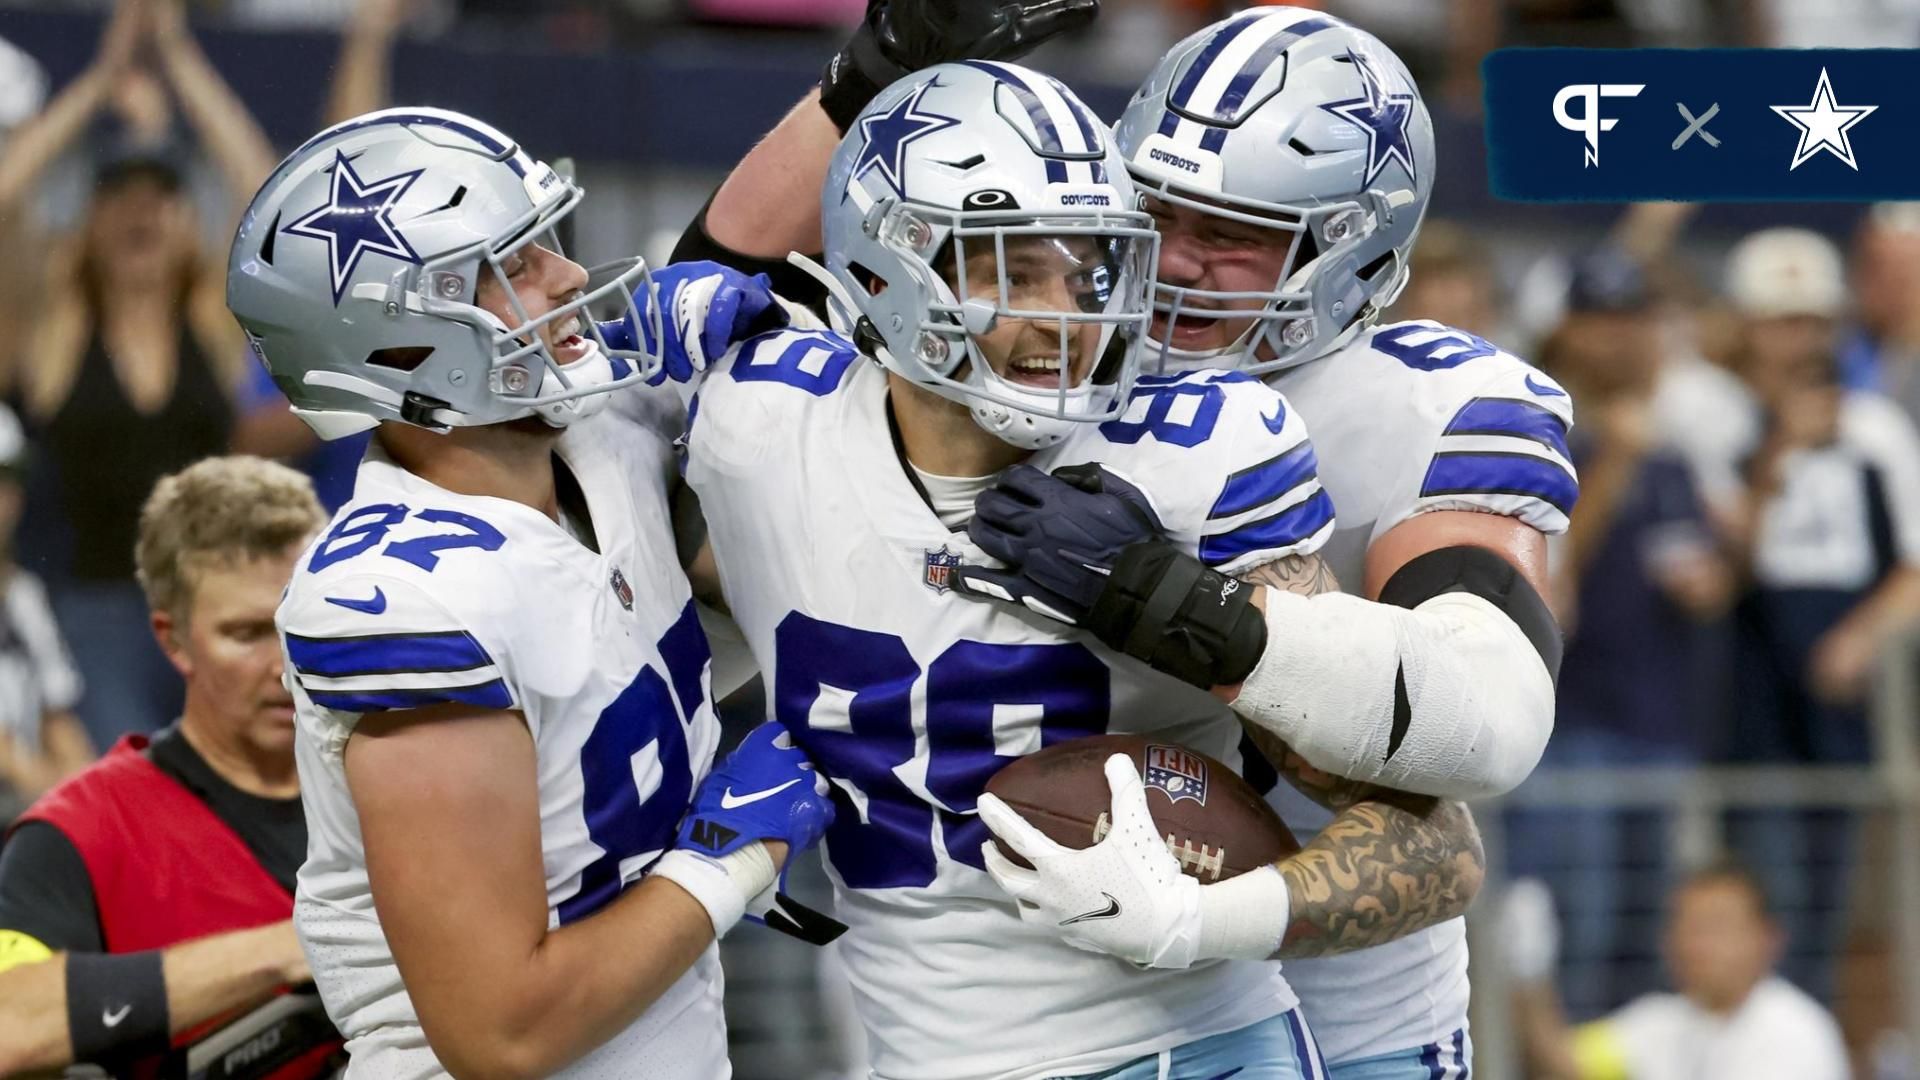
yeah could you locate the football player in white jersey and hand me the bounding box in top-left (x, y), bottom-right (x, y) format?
top-left (667, 61), bottom-right (1485, 1080)
top-left (226, 108), bottom-right (834, 1079)
top-left (954, 12), bottom-right (1573, 1079)
top-left (658, 9), bottom-right (1564, 1079)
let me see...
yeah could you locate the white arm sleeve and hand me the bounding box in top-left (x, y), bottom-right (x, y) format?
top-left (1229, 588), bottom-right (1555, 800)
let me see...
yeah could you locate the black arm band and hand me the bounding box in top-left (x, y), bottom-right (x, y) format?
top-left (1378, 543), bottom-right (1564, 681)
top-left (67, 949), bottom-right (170, 1066)
top-left (1087, 542), bottom-right (1268, 689)
top-left (669, 192), bottom-right (830, 320)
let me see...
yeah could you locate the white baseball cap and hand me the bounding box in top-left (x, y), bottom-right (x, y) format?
top-left (1725, 227), bottom-right (1847, 320)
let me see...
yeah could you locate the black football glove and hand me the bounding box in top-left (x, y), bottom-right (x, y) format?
top-left (952, 462), bottom-right (1163, 626)
top-left (820, 0), bottom-right (1101, 132)
top-left (955, 463), bottom-right (1268, 689)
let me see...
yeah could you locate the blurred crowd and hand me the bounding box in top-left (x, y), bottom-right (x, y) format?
top-left (1, 0), bottom-right (1920, 1077)
top-left (1400, 203), bottom-right (1920, 1073)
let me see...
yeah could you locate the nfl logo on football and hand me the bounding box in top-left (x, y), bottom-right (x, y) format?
top-left (1144, 744), bottom-right (1209, 807)
top-left (923, 546), bottom-right (962, 594)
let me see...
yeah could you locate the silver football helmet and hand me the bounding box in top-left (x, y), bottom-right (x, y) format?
top-left (227, 107), bottom-right (657, 438)
top-left (817, 61), bottom-right (1159, 450)
top-left (1115, 8), bottom-right (1435, 374)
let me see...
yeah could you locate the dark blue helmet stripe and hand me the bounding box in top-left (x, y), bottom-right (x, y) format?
top-left (1210, 16), bottom-right (1342, 121)
top-left (1169, 13), bottom-right (1263, 111)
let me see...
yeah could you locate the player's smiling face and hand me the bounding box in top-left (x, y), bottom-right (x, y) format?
top-left (1146, 194), bottom-right (1297, 354)
top-left (956, 235), bottom-right (1109, 390)
top-left (476, 239), bottom-right (595, 367)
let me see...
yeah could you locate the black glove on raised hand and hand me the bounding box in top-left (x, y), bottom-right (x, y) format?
top-left (952, 462), bottom-right (1162, 625)
top-left (820, 0), bottom-right (1100, 132)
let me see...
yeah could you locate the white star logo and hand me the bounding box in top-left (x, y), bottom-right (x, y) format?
top-left (1770, 67), bottom-right (1877, 171)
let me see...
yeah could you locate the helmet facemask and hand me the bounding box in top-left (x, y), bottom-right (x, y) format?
top-left (1135, 172), bottom-right (1391, 377)
top-left (860, 199), bottom-right (1159, 449)
top-left (411, 179), bottom-right (661, 429)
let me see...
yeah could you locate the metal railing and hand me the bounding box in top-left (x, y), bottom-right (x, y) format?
top-left (1468, 629), bottom-right (1920, 1079)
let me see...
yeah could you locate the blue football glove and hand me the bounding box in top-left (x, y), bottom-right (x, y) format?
top-left (677, 721), bottom-right (834, 859)
top-left (654, 722), bottom-right (846, 945)
top-left (596, 260), bottom-right (784, 385)
top-left (951, 462), bottom-right (1166, 626)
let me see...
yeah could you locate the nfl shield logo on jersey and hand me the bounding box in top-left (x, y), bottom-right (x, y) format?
top-left (1144, 744), bottom-right (1210, 807)
top-left (609, 567), bottom-right (634, 611)
top-left (923, 546), bottom-right (962, 594)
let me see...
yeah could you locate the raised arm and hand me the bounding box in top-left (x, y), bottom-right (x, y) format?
top-left (147, 0), bottom-right (276, 214)
top-left (324, 0), bottom-right (408, 127)
top-left (0, 0), bottom-right (142, 213)
top-left (672, 0), bottom-right (1098, 297)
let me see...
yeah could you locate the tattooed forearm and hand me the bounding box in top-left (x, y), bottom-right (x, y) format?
top-left (1276, 794), bottom-right (1483, 958)
top-left (1239, 552), bottom-right (1339, 597)
top-left (1241, 723), bottom-right (1486, 958)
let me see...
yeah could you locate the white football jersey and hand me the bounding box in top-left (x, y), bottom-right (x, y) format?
top-left (685, 326), bottom-right (1332, 1080)
top-left (281, 390), bottom-right (727, 1080)
top-left (1260, 320), bottom-right (1577, 1065)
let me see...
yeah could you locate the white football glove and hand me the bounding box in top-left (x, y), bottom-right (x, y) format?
top-left (977, 753), bottom-right (1289, 969)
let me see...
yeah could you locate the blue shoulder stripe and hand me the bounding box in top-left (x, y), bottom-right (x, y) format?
top-left (286, 630), bottom-right (494, 679)
top-left (1421, 451), bottom-right (1578, 516)
top-left (1444, 398), bottom-right (1571, 457)
top-left (1209, 442), bottom-right (1319, 521)
top-left (307, 678), bottom-right (513, 714)
top-left (1199, 488), bottom-right (1334, 566)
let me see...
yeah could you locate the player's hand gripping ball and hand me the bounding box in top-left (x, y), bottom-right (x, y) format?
top-left (977, 735), bottom-right (1297, 967)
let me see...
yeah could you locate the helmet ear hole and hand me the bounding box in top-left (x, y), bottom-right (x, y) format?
top-left (366, 346), bottom-right (434, 372)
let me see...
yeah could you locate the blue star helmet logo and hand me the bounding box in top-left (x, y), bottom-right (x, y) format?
top-left (851, 77), bottom-right (960, 200)
top-left (283, 150), bottom-right (425, 305)
top-left (1319, 48), bottom-right (1418, 189)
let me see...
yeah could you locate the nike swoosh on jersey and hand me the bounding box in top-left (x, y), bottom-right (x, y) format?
top-left (103, 1003), bottom-right (131, 1027)
top-left (1524, 373), bottom-right (1567, 398)
top-left (1261, 401), bottom-right (1288, 434)
top-left (1059, 892), bottom-right (1122, 925)
top-left (325, 588), bottom-right (388, 615)
top-left (720, 778), bottom-right (802, 809)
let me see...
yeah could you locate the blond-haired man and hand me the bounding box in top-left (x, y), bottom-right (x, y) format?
top-left (0, 455), bottom-right (341, 1078)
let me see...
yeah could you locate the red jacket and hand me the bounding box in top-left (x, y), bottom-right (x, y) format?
top-left (16, 734), bottom-right (342, 1077)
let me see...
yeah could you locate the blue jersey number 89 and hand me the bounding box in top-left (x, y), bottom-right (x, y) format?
top-left (773, 613), bottom-right (1110, 889)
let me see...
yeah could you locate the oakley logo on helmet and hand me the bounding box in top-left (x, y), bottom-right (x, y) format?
top-left (282, 150), bottom-right (424, 305)
top-left (963, 189), bottom-right (1019, 211)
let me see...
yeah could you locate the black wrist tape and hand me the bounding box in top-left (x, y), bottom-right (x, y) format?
top-left (67, 949), bottom-right (170, 1066)
top-left (1087, 542), bottom-right (1268, 689)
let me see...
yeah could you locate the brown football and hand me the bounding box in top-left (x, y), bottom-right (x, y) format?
top-left (983, 733), bottom-right (1300, 883)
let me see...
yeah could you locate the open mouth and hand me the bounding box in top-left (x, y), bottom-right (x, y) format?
top-left (1152, 310), bottom-right (1236, 351)
top-left (551, 314), bottom-right (592, 365)
top-left (1005, 353), bottom-right (1071, 389)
